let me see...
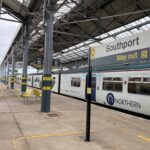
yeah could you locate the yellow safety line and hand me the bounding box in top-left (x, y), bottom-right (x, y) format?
top-left (120, 128), bottom-right (150, 142)
top-left (17, 131), bottom-right (86, 140)
top-left (138, 135), bottom-right (150, 142)
top-left (120, 128), bottom-right (129, 132)
top-left (12, 139), bottom-right (17, 150)
top-left (12, 130), bottom-right (96, 150)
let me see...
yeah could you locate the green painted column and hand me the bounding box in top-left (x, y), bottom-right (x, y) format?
top-left (21, 25), bottom-right (29, 94)
top-left (41, 0), bottom-right (56, 112)
top-left (11, 51), bottom-right (15, 89)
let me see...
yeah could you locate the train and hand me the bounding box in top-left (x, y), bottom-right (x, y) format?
top-left (15, 69), bottom-right (150, 117)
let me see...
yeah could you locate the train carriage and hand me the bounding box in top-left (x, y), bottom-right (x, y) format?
top-left (96, 70), bottom-right (150, 115)
top-left (15, 69), bottom-right (150, 116)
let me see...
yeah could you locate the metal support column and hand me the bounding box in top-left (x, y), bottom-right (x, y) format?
top-left (2, 65), bottom-right (4, 83)
top-left (41, 0), bottom-right (56, 112)
top-left (0, 66), bottom-right (2, 82)
top-left (2, 64), bottom-right (4, 83)
top-left (4, 62), bottom-right (7, 84)
top-left (21, 25), bottom-right (29, 93)
top-left (6, 59), bottom-right (9, 85)
top-left (85, 48), bottom-right (92, 142)
top-left (11, 51), bottom-right (15, 89)
top-left (3, 64), bottom-right (5, 83)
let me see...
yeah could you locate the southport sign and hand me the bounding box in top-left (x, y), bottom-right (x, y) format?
top-left (90, 30), bottom-right (150, 67)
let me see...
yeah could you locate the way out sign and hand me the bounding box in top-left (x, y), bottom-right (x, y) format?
top-left (90, 30), bottom-right (150, 67)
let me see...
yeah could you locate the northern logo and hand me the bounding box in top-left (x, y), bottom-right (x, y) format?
top-left (106, 93), bottom-right (115, 105)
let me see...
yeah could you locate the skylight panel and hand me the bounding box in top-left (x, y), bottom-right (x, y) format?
top-left (89, 42), bottom-right (100, 47)
top-left (62, 48), bottom-right (68, 52)
top-left (145, 23), bottom-right (150, 29)
top-left (54, 0), bottom-right (80, 23)
top-left (75, 42), bottom-right (84, 47)
top-left (140, 18), bottom-right (147, 23)
top-left (79, 47), bottom-right (87, 50)
top-left (99, 33), bottom-right (108, 39)
top-left (140, 25), bottom-right (149, 31)
top-left (145, 16), bottom-right (150, 21)
top-left (56, 15), bottom-right (150, 64)
top-left (121, 32), bottom-right (130, 37)
top-left (73, 49), bottom-right (81, 53)
top-left (83, 40), bottom-right (90, 44)
top-left (17, 0), bottom-right (23, 3)
top-left (108, 30), bottom-right (118, 35)
top-left (131, 28), bottom-right (141, 34)
top-left (16, 0), bottom-right (31, 7)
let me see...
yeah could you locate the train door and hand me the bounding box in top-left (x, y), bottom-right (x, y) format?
top-left (85, 75), bottom-right (96, 101)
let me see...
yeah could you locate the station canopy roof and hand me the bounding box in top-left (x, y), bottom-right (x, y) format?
top-left (2, 0), bottom-right (150, 69)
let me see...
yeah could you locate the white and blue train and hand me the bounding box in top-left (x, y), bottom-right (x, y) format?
top-left (15, 69), bottom-right (150, 116)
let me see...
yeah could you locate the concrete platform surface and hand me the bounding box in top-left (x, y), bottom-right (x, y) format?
top-left (0, 83), bottom-right (149, 150)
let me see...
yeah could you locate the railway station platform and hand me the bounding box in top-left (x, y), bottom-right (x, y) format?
top-left (0, 83), bottom-right (149, 150)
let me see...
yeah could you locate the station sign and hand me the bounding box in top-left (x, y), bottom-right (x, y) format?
top-left (90, 30), bottom-right (150, 67)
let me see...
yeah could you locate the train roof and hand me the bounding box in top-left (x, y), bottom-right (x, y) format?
top-left (19, 62), bottom-right (150, 75)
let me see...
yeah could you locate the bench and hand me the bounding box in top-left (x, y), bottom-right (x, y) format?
top-left (21, 89), bottom-right (33, 100)
top-left (33, 89), bottom-right (42, 101)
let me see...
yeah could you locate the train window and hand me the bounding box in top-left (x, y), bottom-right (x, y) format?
top-left (143, 78), bottom-right (150, 82)
top-left (103, 77), bottom-right (112, 81)
top-left (34, 78), bottom-right (37, 82)
top-left (129, 77), bottom-right (141, 82)
top-left (52, 77), bottom-right (55, 85)
top-left (28, 77), bottom-right (31, 81)
top-left (103, 82), bottom-right (123, 92)
top-left (103, 77), bottom-right (123, 92)
top-left (91, 77), bottom-right (96, 88)
top-left (113, 77), bottom-right (122, 81)
top-left (71, 77), bottom-right (81, 87)
top-left (35, 77), bottom-right (40, 82)
top-left (128, 83), bottom-right (150, 95)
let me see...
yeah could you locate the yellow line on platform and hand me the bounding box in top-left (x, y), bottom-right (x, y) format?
top-left (120, 128), bottom-right (150, 143)
top-left (17, 131), bottom-right (85, 140)
top-left (138, 135), bottom-right (150, 142)
top-left (12, 130), bottom-right (95, 150)
top-left (12, 139), bottom-right (17, 150)
top-left (120, 128), bottom-right (129, 132)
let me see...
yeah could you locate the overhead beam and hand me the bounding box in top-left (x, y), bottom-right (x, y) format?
top-left (57, 8), bottom-right (150, 25)
top-left (54, 30), bottom-right (92, 39)
top-left (0, 17), bottom-right (22, 23)
top-left (2, 1), bottom-right (27, 21)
